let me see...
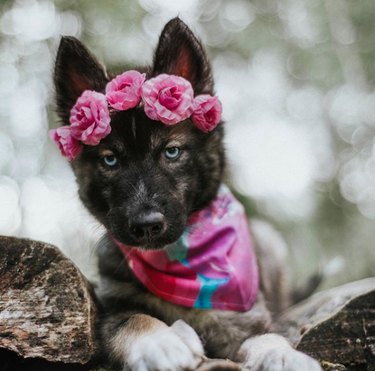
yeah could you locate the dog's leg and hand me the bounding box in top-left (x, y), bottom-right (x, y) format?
top-left (102, 312), bottom-right (205, 371)
top-left (237, 333), bottom-right (322, 371)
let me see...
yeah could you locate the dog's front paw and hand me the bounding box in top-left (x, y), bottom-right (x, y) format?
top-left (126, 320), bottom-right (204, 371)
top-left (238, 334), bottom-right (322, 371)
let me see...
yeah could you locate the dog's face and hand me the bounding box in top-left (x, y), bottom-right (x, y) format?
top-left (54, 18), bottom-right (225, 249)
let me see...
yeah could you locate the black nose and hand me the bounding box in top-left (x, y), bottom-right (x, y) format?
top-left (129, 211), bottom-right (166, 241)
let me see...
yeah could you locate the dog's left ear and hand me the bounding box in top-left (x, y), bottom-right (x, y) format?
top-left (152, 18), bottom-right (213, 95)
top-left (54, 36), bottom-right (108, 124)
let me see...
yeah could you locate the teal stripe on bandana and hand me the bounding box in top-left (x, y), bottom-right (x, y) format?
top-left (194, 274), bottom-right (229, 309)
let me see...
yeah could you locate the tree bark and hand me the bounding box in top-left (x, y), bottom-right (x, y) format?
top-left (277, 278), bottom-right (375, 370)
top-left (0, 236), bottom-right (98, 365)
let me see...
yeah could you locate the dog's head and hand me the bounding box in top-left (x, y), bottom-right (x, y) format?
top-left (54, 18), bottom-right (225, 249)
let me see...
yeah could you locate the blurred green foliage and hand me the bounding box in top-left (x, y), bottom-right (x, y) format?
top-left (1, 0), bottom-right (374, 289)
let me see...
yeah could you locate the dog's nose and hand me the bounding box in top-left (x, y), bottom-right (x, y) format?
top-left (129, 211), bottom-right (166, 240)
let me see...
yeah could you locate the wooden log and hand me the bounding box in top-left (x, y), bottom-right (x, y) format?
top-left (196, 358), bottom-right (241, 370)
top-left (0, 236), bottom-right (98, 364)
top-left (276, 278), bottom-right (375, 370)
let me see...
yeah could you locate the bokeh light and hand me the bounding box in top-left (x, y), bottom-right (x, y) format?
top-left (0, 0), bottom-right (374, 286)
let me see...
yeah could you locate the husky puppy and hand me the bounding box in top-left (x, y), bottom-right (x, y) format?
top-left (53, 17), bottom-right (321, 371)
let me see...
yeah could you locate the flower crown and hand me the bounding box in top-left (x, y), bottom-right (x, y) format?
top-left (50, 71), bottom-right (222, 160)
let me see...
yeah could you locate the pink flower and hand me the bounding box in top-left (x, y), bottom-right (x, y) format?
top-left (106, 70), bottom-right (146, 110)
top-left (70, 90), bottom-right (111, 146)
top-left (49, 126), bottom-right (82, 160)
top-left (191, 95), bottom-right (222, 133)
top-left (141, 74), bottom-right (194, 125)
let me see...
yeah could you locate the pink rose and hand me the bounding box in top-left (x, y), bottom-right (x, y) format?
top-left (70, 90), bottom-right (111, 146)
top-left (49, 126), bottom-right (82, 160)
top-left (191, 95), bottom-right (222, 133)
top-left (106, 70), bottom-right (146, 110)
top-left (141, 74), bottom-right (194, 125)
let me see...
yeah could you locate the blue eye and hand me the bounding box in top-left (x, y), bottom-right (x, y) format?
top-left (164, 147), bottom-right (181, 160)
top-left (103, 155), bottom-right (118, 167)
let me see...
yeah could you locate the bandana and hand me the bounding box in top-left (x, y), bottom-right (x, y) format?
top-left (115, 185), bottom-right (259, 312)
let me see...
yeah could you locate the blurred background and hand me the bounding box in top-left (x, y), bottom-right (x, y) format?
top-left (0, 0), bottom-right (374, 289)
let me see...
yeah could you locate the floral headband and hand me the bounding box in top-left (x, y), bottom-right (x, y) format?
top-left (49, 71), bottom-right (222, 160)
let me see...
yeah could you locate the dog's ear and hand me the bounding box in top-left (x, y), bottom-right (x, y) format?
top-left (152, 18), bottom-right (213, 95)
top-left (54, 36), bottom-right (108, 124)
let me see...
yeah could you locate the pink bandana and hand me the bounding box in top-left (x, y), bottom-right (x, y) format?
top-left (115, 186), bottom-right (259, 312)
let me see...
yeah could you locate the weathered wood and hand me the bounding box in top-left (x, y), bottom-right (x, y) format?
top-left (277, 278), bottom-right (375, 370)
top-left (196, 358), bottom-right (241, 370)
top-left (0, 236), bottom-right (98, 364)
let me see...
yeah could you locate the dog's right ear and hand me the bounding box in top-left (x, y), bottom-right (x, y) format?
top-left (152, 18), bottom-right (213, 95)
top-left (54, 36), bottom-right (108, 124)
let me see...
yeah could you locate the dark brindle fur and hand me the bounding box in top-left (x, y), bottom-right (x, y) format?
top-left (54, 18), bottom-right (321, 371)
